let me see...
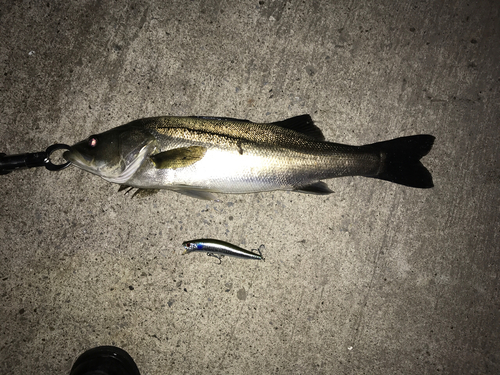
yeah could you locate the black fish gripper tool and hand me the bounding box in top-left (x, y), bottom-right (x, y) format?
top-left (0, 143), bottom-right (71, 175)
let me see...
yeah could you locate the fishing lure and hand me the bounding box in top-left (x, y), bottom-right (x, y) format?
top-left (182, 239), bottom-right (265, 263)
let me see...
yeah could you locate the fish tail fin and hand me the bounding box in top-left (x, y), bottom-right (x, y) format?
top-left (367, 135), bottom-right (435, 188)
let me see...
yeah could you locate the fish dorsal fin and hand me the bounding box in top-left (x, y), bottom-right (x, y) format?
top-left (272, 115), bottom-right (325, 141)
top-left (190, 115), bottom-right (324, 140)
top-left (150, 146), bottom-right (207, 169)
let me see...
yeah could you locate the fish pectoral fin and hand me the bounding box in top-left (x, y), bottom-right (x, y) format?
top-left (294, 181), bottom-right (333, 195)
top-left (150, 146), bottom-right (207, 169)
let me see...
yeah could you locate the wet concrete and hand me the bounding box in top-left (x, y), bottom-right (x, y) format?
top-left (1, 1), bottom-right (499, 374)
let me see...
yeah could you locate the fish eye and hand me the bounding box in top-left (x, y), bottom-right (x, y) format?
top-left (88, 136), bottom-right (98, 148)
top-left (184, 242), bottom-right (191, 248)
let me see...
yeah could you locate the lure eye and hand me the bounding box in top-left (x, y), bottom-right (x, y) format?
top-left (88, 136), bottom-right (98, 148)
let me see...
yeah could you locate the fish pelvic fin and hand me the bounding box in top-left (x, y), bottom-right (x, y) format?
top-left (368, 135), bottom-right (435, 188)
top-left (118, 185), bottom-right (160, 198)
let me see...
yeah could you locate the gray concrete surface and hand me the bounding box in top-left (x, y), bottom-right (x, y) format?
top-left (1, 1), bottom-right (498, 374)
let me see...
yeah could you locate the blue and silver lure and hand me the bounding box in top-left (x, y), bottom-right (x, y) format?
top-left (182, 239), bottom-right (265, 263)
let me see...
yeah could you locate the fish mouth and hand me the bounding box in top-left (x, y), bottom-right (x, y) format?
top-left (63, 149), bottom-right (95, 172)
top-left (63, 149), bottom-right (83, 166)
top-left (62, 150), bottom-right (73, 163)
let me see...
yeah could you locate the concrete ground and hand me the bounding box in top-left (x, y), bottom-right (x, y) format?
top-left (1, 1), bottom-right (498, 374)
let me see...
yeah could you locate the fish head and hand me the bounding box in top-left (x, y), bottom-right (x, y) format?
top-left (64, 124), bottom-right (155, 184)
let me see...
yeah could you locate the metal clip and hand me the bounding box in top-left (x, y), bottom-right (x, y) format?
top-left (0, 143), bottom-right (71, 175)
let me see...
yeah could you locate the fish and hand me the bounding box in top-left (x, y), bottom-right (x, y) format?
top-left (182, 239), bottom-right (265, 263)
top-left (63, 115), bottom-right (435, 200)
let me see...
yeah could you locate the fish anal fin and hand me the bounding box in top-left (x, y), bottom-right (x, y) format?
top-left (151, 146), bottom-right (207, 169)
top-left (294, 181), bottom-right (333, 195)
top-left (273, 115), bottom-right (325, 141)
top-left (175, 188), bottom-right (218, 201)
